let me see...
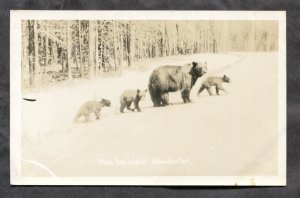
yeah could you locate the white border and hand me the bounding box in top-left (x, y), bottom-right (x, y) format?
top-left (10, 11), bottom-right (286, 186)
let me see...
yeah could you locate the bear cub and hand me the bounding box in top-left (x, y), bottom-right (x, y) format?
top-left (74, 98), bottom-right (111, 122)
top-left (198, 75), bottom-right (230, 96)
top-left (120, 89), bottom-right (147, 113)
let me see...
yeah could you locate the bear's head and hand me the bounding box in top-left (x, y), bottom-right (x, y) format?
top-left (222, 75), bottom-right (230, 83)
top-left (189, 61), bottom-right (208, 86)
top-left (136, 89), bottom-right (147, 100)
top-left (101, 98), bottom-right (111, 107)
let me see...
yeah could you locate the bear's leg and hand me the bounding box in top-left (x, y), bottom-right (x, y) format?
top-left (181, 91), bottom-right (186, 103)
top-left (217, 85), bottom-right (226, 94)
top-left (149, 87), bottom-right (162, 107)
top-left (151, 94), bottom-right (161, 107)
top-left (197, 85), bottom-right (205, 96)
top-left (165, 93), bottom-right (169, 105)
top-left (134, 100), bottom-right (141, 112)
top-left (74, 113), bottom-right (81, 122)
top-left (161, 93), bottom-right (169, 106)
top-left (84, 114), bottom-right (90, 122)
top-left (186, 91), bottom-right (191, 103)
top-left (181, 90), bottom-right (191, 103)
top-left (187, 97), bottom-right (191, 103)
top-left (120, 102), bottom-right (127, 113)
top-left (207, 87), bottom-right (213, 96)
top-left (153, 98), bottom-right (162, 107)
top-left (215, 86), bottom-right (219, 95)
top-left (127, 101), bottom-right (134, 111)
top-left (95, 111), bottom-right (100, 120)
top-left (150, 95), bottom-right (161, 107)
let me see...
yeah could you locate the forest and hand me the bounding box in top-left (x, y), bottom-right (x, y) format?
top-left (21, 20), bottom-right (278, 89)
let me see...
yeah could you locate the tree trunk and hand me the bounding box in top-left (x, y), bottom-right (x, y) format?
top-left (88, 20), bottom-right (95, 78)
top-left (45, 21), bottom-right (49, 69)
top-left (21, 21), bottom-right (29, 88)
top-left (204, 22), bottom-right (207, 53)
top-left (113, 21), bottom-right (119, 71)
top-left (251, 21), bottom-right (255, 51)
top-left (78, 20), bottom-right (84, 78)
top-left (66, 20), bottom-right (72, 80)
top-left (34, 20), bottom-right (39, 86)
top-left (176, 23), bottom-right (179, 55)
top-left (119, 22), bottom-right (123, 73)
top-left (95, 21), bottom-right (99, 76)
top-left (98, 21), bottom-right (104, 74)
top-left (125, 23), bottom-right (130, 67)
top-left (129, 21), bottom-right (135, 67)
top-left (161, 21), bottom-right (166, 57)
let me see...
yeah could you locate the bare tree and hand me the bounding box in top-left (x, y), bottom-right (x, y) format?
top-left (21, 20), bottom-right (279, 89)
top-left (66, 21), bottom-right (72, 80)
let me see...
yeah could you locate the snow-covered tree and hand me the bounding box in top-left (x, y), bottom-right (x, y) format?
top-left (21, 20), bottom-right (279, 89)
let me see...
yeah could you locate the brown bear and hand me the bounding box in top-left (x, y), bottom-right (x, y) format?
top-left (197, 75), bottom-right (230, 96)
top-left (120, 89), bottom-right (147, 113)
top-left (74, 98), bottom-right (111, 122)
top-left (148, 61), bottom-right (207, 106)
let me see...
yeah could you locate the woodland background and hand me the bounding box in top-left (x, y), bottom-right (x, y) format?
top-left (21, 20), bottom-right (278, 89)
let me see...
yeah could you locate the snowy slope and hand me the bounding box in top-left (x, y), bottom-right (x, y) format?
top-left (21, 52), bottom-right (279, 177)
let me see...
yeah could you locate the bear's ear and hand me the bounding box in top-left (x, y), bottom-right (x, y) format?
top-left (137, 89), bottom-right (140, 93)
top-left (144, 89), bottom-right (147, 92)
top-left (192, 62), bottom-right (197, 67)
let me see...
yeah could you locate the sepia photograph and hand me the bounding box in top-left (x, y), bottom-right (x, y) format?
top-left (10, 11), bottom-right (286, 185)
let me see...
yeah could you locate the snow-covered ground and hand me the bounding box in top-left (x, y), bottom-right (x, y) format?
top-left (21, 52), bottom-right (279, 177)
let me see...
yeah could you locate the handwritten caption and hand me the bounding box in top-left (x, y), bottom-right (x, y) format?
top-left (98, 157), bottom-right (192, 166)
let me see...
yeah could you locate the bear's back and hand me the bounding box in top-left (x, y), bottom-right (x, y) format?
top-left (86, 100), bottom-right (101, 111)
top-left (206, 76), bottom-right (223, 86)
top-left (80, 101), bottom-right (101, 113)
top-left (151, 65), bottom-right (187, 86)
top-left (120, 89), bottom-right (137, 102)
top-left (152, 65), bottom-right (182, 77)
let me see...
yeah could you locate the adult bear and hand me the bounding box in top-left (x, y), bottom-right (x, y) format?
top-left (148, 61), bottom-right (207, 107)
